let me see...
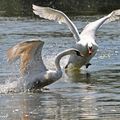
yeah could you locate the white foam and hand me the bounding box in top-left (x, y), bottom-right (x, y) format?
top-left (0, 76), bottom-right (24, 94)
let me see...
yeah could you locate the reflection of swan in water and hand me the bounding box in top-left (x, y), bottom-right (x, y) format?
top-left (65, 70), bottom-right (91, 83)
top-left (32, 4), bottom-right (120, 71)
top-left (7, 39), bottom-right (82, 90)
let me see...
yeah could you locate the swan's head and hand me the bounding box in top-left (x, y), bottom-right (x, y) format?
top-left (68, 48), bottom-right (84, 57)
top-left (75, 50), bottom-right (84, 57)
top-left (87, 42), bottom-right (93, 55)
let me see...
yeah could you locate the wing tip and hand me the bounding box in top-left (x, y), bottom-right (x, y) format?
top-left (32, 4), bottom-right (37, 9)
top-left (7, 39), bottom-right (44, 63)
top-left (24, 39), bottom-right (44, 45)
top-left (32, 4), bottom-right (44, 10)
top-left (7, 46), bottom-right (18, 64)
top-left (7, 48), bottom-right (12, 63)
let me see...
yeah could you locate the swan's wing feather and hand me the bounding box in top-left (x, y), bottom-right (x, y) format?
top-left (32, 4), bottom-right (80, 41)
top-left (105, 9), bottom-right (120, 23)
top-left (80, 9), bottom-right (120, 39)
top-left (7, 39), bottom-right (47, 75)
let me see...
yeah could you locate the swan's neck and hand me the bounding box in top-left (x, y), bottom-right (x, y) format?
top-left (55, 49), bottom-right (77, 71)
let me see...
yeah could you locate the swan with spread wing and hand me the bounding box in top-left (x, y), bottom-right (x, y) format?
top-left (32, 4), bottom-right (120, 70)
top-left (7, 39), bottom-right (82, 90)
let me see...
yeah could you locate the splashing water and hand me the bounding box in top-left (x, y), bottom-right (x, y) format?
top-left (0, 16), bottom-right (120, 119)
top-left (0, 76), bottom-right (24, 93)
top-left (0, 60), bottom-right (26, 93)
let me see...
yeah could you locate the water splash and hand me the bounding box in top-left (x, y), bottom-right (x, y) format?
top-left (0, 75), bottom-right (25, 94)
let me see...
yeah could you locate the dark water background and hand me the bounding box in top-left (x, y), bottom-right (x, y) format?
top-left (0, 12), bottom-right (120, 120)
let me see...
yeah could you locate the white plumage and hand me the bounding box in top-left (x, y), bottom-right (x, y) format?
top-left (7, 39), bottom-right (82, 90)
top-left (33, 4), bottom-right (120, 70)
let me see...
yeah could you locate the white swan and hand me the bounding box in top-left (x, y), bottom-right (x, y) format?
top-left (32, 4), bottom-right (120, 70)
top-left (7, 39), bottom-right (82, 90)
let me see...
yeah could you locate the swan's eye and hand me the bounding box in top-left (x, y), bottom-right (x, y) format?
top-left (75, 51), bottom-right (80, 56)
top-left (76, 51), bottom-right (84, 57)
top-left (75, 51), bottom-right (84, 57)
top-left (76, 51), bottom-right (83, 56)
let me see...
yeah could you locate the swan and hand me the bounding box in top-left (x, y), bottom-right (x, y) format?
top-left (7, 39), bottom-right (82, 90)
top-left (32, 4), bottom-right (120, 70)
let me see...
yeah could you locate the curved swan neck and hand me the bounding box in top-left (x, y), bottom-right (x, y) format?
top-left (55, 49), bottom-right (77, 70)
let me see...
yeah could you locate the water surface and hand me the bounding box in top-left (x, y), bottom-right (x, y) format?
top-left (0, 16), bottom-right (120, 120)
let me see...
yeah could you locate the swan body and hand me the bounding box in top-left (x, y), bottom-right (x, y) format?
top-left (32, 5), bottom-right (120, 70)
top-left (7, 39), bottom-right (82, 90)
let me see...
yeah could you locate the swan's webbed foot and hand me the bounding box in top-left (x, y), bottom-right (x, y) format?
top-left (86, 63), bottom-right (91, 68)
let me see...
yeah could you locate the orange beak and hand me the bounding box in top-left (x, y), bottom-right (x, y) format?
top-left (88, 47), bottom-right (92, 55)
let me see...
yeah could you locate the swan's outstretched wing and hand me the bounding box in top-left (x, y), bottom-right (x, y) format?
top-left (105, 9), bottom-right (120, 23)
top-left (32, 4), bottom-right (80, 42)
top-left (80, 9), bottom-right (120, 39)
top-left (7, 39), bottom-right (47, 75)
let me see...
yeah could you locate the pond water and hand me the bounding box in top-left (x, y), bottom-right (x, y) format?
top-left (0, 16), bottom-right (120, 120)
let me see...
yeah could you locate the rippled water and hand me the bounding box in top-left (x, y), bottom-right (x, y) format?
top-left (0, 16), bottom-right (120, 119)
